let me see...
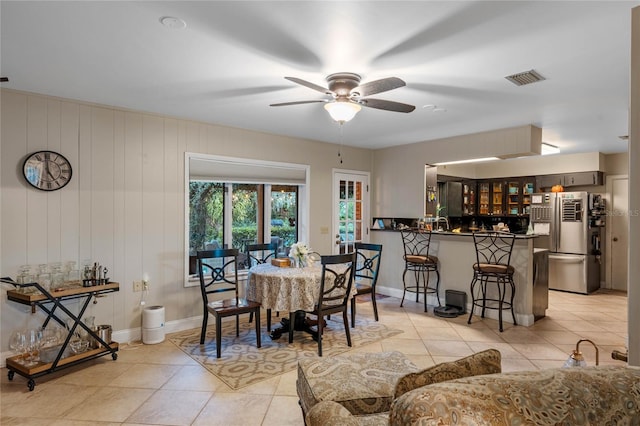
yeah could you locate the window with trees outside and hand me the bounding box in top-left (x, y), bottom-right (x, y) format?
top-left (185, 153), bottom-right (310, 285)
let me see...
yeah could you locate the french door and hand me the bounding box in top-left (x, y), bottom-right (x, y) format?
top-left (332, 171), bottom-right (370, 254)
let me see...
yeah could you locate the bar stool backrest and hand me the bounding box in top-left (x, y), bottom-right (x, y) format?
top-left (473, 232), bottom-right (516, 267)
top-left (401, 229), bottom-right (433, 260)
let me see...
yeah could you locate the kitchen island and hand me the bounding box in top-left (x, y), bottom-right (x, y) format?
top-left (371, 230), bottom-right (547, 327)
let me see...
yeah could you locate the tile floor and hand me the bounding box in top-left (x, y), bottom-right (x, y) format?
top-left (1, 289), bottom-right (628, 425)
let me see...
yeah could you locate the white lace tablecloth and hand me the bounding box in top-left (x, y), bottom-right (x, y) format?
top-left (246, 263), bottom-right (355, 312)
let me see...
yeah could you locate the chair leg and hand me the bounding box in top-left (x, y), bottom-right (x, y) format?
top-left (498, 277), bottom-right (504, 332)
top-left (413, 269), bottom-right (421, 303)
top-left (423, 269), bottom-right (428, 312)
top-left (468, 275), bottom-right (478, 325)
top-left (480, 276), bottom-right (489, 318)
top-left (267, 308), bottom-right (271, 332)
top-left (288, 312), bottom-right (295, 344)
top-left (371, 292), bottom-right (379, 322)
top-left (317, 314), bottom-right (324, 357)
top-left (342, 310), bottom-right (352, 347)
top-left (249, 311), bottom-right (254, 323)
top-left (236, 314), bottom-right (240, 337)
top-left (509, 277), bottom-right (517, 326)
top-left (434, 269), bottom-right (441, 307)
top-left (200, 309), bottom-right (208, 344)
top-left (400, 268), bottom-right (409, 307)
top-left (216, 315), bottom-right (222, 358)
top-left (350, 297), bottom-right (356, 328)
top-left (255, 309), bottom-right (261, 348)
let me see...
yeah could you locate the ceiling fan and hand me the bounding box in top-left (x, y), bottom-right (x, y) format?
top-left (270, 72), bottom-right (415, 123)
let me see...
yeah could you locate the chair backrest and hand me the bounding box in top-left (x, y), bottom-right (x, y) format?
top-left (354, 242), bottom-right (383, 288)
top-left (400, 229), bottom-right (432, 259)
top-left (197, 249), bottom-right (239, 302)
top-left (473, 232), bottom-right (516, 266)
top-left (318, 252), bottom-right (356, 309)
top-left (246, 242), bottom-right (278, 267)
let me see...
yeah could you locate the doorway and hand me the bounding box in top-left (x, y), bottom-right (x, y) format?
top-left (332, 171), bottom-right (370, 254)
top-left (606, 175), bottom-right (629, 292)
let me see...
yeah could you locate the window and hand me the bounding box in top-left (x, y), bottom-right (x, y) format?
top-left (185, 153), bottom-right (309, 286)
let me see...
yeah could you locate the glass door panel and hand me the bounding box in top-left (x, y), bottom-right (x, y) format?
top-left (334, 173), bottom-right (368, 254)
top-left (491, 182), bottom-right (503, 215)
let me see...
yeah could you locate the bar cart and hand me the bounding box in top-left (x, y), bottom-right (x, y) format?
top-left (1, 277), bottom-right (119, 391)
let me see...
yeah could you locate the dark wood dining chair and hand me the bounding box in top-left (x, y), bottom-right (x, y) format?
top-left (289, 252), bottom-right (356, 356)
top-left (197, 248), bottom-right (262, 358)
top-left (246, 242), bottom-right (279, 331)
top-left (351, 242), bottom-right (383, 327)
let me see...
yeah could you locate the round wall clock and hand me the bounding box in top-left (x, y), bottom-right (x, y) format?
top-left (22, 150), bottom-right (72, 191)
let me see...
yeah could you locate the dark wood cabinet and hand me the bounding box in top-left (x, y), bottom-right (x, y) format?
top-left (478, 179), bottom-right (505, 216)
top-left (462, 181), bottom-right (476, 216)
top-left (506, 177), bottom-right (535, 216)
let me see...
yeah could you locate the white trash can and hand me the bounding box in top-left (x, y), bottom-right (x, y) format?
top-left (142, 305), bottom-right (165, 344)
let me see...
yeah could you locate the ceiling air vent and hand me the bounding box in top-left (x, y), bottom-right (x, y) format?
top-left (505, 69), bottom-right (546, 86)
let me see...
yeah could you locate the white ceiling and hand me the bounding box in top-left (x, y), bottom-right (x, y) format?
top-left (1, 1), bottom-right (636, 156)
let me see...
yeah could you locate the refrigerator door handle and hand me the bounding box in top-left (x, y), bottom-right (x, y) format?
top-left (549, 254), bottom-right (585, 264)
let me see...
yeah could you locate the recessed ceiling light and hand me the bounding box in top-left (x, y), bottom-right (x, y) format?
top-left (160, 16), bottom-right (187, 29)
top-left (432, 107), bottom-right (447, 113)
top-left (619, 135), bottom-right (629, 140)
top-left (422, 104), bottom-right (436, 109)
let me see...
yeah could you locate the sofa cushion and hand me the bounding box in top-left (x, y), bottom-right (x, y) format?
top-left (297, 351), bottom-right (419, 416)
top-left (389, 366), bottom-right (640, 426)
top-left (393, 348), bottom-right (502, 398)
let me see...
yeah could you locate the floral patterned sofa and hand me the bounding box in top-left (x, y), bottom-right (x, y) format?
top-left (302, 352), bottom-right (640, 426)
top-left (297, 349), bottom-right (502, 425)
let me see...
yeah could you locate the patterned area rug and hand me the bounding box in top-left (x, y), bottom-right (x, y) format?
top-left (169, 315), bottom-right (403, 390)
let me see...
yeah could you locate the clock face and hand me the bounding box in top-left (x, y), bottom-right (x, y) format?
top-left (22, 150), bottom-right (72, 191)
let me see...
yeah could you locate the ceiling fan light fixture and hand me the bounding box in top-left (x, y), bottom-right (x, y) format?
top-left (324, 101), bottom-right (361, 123)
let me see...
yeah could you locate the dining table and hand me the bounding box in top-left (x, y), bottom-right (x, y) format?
top-left (246, 262), bottom-right (356, 339)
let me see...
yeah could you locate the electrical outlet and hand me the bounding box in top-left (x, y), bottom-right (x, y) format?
top-left (133, 280), bottom-right (144, 292)
top-left (143, 280), bottom-right (149, 291)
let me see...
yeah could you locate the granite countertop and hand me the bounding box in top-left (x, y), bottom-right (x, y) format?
top-left (372, 228), bottom-right (538, 239)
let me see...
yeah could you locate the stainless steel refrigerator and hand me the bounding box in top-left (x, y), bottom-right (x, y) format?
top-left (530, 192), bottom-right (603, 294)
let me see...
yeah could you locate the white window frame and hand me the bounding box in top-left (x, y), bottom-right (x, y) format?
top-left (184, 152), bottom-right (310, 287)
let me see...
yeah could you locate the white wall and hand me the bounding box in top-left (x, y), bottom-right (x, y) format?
top-left (0, 89), bottom-right (372, 352)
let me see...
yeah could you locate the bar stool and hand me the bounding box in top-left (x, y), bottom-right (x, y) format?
top-left (400, 229), bottom-right (441, 312)
top-left (467, 232), bottom-right (517, 332)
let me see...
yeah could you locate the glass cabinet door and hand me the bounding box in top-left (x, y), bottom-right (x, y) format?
top-left (522, 180), bottom-right (535, 215)
top-left (491, 182), bottom-right (503, 215)
top-left (462, 182), bottom-right (476, 216)
top-left (507, 181), bottom-right (520, 215)
top-left (478, 182), bottom-right (490, 215)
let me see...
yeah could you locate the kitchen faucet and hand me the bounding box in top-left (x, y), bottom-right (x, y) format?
top-left (436, 216), bottom-right (450, 232)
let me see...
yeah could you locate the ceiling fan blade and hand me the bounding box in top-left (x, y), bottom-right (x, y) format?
top-left (270, 100), bottom-right (326, 107)
top-left (353, 77), bottom-right (406, 97)
top-left (284, 77), bottom-right (332, 94)
top-left (359, 98), bottom-right (415, 113)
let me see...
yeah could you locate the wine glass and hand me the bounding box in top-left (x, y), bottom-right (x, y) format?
top-left (23, 329), bottom-right (41, 366)
top-left (9, 330), bottom-right (27, 365)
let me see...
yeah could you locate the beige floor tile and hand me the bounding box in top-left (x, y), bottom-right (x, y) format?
top-left (450, 325), bottom-right (506, 342)
top-left (1, 383), bottom-right (99, 419)
top-left (405, 354), bottom-right (436, 369)
top-left (535, 330), bottom-right (583, 345)
top-left (552, 320), bottom-right (608, 332)
top-left (380, 338), bottom-right (428, 355)
top-left (126, 389), bottom-right (212, 425)
top-left (274, 369), bottom-right (298, 396)
top-left (500, 357), bottom-right (539, 372)
top-left (416, 326), bottom-right (462, 341)
top-left (161, 364), bottom-right (226, 392)
top-left (192, 393), bottom-right (272, 426)
top-left (116, 342), bottom-right (198, 365)
top-left (465, 342), bottom-right (523, 359)
top-left (493, 328), bottom-right (548, 344)
top-left (63, 387), bottom-right (155, 422)
top-left (510, 343), bottom-right (570, 360)
top-left (262, 395), bottom-right (305, 426)
top-left (424, 340), bottom-right (473, 358)
top-left (0, 417), bottom-right (56, 425)
top-left (109, 363), bottom-right (181, 388)
top-left (54, 358), bottom-right (134, 387)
